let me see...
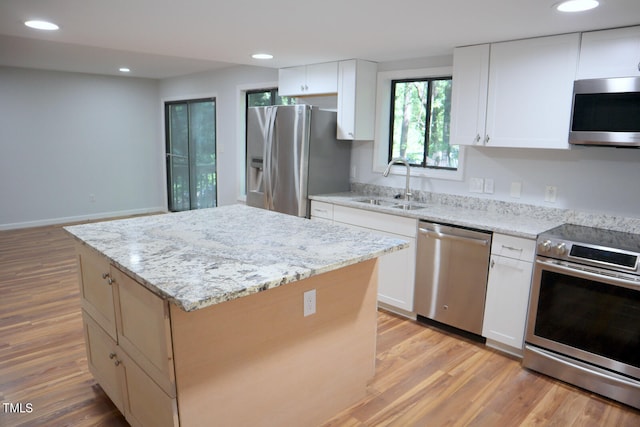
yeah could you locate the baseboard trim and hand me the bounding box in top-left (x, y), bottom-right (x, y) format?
top-left (0, 207), bottom-right (167, 230)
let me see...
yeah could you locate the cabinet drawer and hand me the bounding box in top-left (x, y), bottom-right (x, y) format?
top-left (77, 243), bottom-right (117, 340)
top-left (83, 311), bottom-right (126, 413)
top-left (491, 233), bottom-right (535, 261)
top-left (333, 205), bottom-right (417, 237)
top-left (310, 201), bottom-right (334, 220)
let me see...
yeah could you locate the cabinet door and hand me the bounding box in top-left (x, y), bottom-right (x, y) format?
top-left (578, 26), bottom-right (640, 79)
top-left (77, 243), bottom-right (117, 340)
top-left (83, 311), bottom-right (126, 413)
top-left (485, 33), bottom-right (579, 149)
top-left (337, 59), bottom-right (377, 140)
top-left (450, 44), bottom-right (490, 146)
top-left (278, 66), bottom-right (307, 96)
top-left (111, 267), bottom-right (176, 397)
top-left (482, 255), bottom-right (533, 353)
top-left (306, 62), bottom-right (338, 94)
top-left (120, 351), bottom-right (179, 427)
top-left (336, 221), bottom-right (415, 312)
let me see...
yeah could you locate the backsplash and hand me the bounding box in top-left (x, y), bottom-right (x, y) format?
top-left (350, 183), bottom-right (640, 235)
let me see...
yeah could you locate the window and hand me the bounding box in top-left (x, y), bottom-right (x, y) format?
top-left (389, 77), bottom-right (457, 170)
top-left (246, 88), bottom-right (295, 107)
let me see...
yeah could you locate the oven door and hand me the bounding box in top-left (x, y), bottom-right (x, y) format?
top-left (525, 257), bottom-right (640, 380)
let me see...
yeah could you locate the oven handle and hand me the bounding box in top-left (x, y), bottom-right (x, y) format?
top-left (536, 258), bottom-right (640, 291)
top-left (525, 345), bottom-right (640, 390)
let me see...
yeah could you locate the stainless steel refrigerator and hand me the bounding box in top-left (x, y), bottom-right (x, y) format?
top-left (246, 105), bottom-right (351, 217)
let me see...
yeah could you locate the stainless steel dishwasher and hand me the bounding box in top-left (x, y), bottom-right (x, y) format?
top-left (414, 221), bottom-right (492, 337)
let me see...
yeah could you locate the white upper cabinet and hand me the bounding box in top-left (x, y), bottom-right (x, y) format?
top-left (337, 59), bottom-right (377, 141)
top-left (278, 62), bottom-right (338, 97)
top-left (450, 44), bottom-right (490, 146)
top-left (451, 33), bottom-right (580, 149)
top-left (577, 26), bottom-right (640, 79)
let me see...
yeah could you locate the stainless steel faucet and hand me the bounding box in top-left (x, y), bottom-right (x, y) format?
top-left (383, 158), bottom-right (411, 201)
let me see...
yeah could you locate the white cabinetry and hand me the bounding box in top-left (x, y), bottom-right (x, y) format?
top-left (337, 59), bottom-right (377, 140)
top-left (482, 234), bottom-right (536, 357)
top-left (309, 200), bottom-right (334, 223)
top-left (278, 62), bottom-right (338, 97)
top-left (451, 44), bottom-right (490, 146)
top-left (313, 202), bottom-right (417, 313)
top-left (577, 26), bottom-right (640, 79)
top-left (76, 244), bottom-right (178, 427)
top-left (451, 33), bottom-right (580, 149)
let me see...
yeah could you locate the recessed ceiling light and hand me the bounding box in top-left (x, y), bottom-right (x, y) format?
top-left (556, 0), bottom-right (599, 12)
top-left (252, 53), bottom-right (274, 60)
top-left (24, 20), bottom-right (60, 31)
top-left (119, 67), bottom-right (131, 73)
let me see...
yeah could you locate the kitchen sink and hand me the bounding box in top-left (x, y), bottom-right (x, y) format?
top-left (355, 198), bottom-right (427, 211)
top-left (391, 203), bottom-right (427, 211)
top-left (355, 198), bottom-right (398, 207)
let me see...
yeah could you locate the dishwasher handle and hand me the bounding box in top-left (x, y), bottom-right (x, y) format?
top-left (418, 226), bottom-right (491, 247)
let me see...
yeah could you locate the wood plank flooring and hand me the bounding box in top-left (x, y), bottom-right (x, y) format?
top-left (1, 223), bottom-right (639, 426)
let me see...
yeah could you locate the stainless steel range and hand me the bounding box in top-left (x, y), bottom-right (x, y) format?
top-left (523, 224), bottom-right (640, 409)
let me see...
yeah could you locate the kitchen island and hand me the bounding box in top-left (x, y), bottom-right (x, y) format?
top-left (64, 205), bottom-right (407, 427)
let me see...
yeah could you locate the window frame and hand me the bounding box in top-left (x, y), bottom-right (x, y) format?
top-left (373, 66), bottom-right (465, 181)
top-left (388, 76), bottom-right (456, 171)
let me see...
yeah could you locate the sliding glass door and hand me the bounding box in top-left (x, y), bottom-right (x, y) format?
top-left (165, 98), bottom-right (216, 211)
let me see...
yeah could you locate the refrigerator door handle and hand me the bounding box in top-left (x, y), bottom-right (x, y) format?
top-left (263, 106), bottom-right (278, 210)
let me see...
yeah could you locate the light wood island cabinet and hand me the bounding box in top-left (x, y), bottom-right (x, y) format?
top-left (68, 205), bottom-right (405, 427)
top-left (77, 243), bottom-right (178, 427)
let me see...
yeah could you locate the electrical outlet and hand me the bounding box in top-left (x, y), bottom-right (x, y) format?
top-left (545, 185), bottom-right (557, 203)
top-left (483, 178), bottom-right (494, 194)
top-left (303, 289), bottom-right (316, 317)
top-left (510, 182), bottom-right (522, 198)
top-left (469, 177), bottom-right (484, 193)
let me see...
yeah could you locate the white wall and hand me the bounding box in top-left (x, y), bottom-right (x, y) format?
top-left (0, 67), bottom-right (164, 229)
top-left (159, 65), bottom-right (279, 207)
top-left (355, 143), bottom-right (640, 218)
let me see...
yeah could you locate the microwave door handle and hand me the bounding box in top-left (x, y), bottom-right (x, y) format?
top-left (536, 259), bottom-right (640, 291)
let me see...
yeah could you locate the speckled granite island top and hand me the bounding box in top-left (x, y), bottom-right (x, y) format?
top-left (64, 204), bottom-right (407, 312)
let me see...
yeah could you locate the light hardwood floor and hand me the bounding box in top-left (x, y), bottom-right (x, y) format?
top-left (1, 223), bottom-right (639, 427)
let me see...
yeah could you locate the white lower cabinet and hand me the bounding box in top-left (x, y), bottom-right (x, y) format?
top-left (313, 202), bottom-right (417, 313)
top-left (482, 234), bottom-right (536, 356)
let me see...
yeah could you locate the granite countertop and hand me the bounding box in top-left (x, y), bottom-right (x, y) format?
top-left (311, 192), bottom-right (564, 239)
top-left (64, 205), bottom-right (407, 312)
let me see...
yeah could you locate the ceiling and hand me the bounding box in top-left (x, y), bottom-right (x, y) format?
top-left (1, 0), bottom-right (639, 79)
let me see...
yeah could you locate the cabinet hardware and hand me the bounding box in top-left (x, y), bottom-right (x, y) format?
top-left (474, 134), bottom-right (481, 144)
top-left (484, 135), bottom-right (490, 144)
top-left (502, 245), bottom-right (523, 252)
top-left (102, 272), bottom-right (109, 279)
top-left (491, 259), bottom-right (495, 268)
top-left (109, 352), bottom-right (117, 359)
top-left (113, 359), bottom-right (121, 366)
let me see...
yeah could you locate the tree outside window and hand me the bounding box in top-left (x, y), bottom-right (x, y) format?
top-left (389, 77), bottom-right (457, 170)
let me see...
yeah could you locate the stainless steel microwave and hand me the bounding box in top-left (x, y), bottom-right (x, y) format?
top-left (569, 77), bottom-right (640, 147)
